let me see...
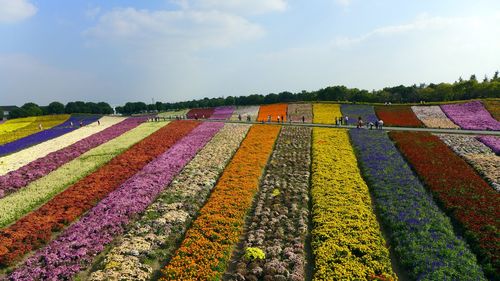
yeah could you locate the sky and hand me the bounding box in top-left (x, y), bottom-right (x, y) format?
top-left (1, 0), bottom-right (499, 106)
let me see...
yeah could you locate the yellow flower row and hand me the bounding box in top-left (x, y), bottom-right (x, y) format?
top-left (311, 128), bottom-right (396, 280)
top-left (0, 117), bottom-right (37, 136)
top-left (0, 115), bottom-right (70, 145)
top-left (313, 104), bottom-right (341, 124)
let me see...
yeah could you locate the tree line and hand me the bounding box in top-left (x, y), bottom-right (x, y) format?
top-left (7, 101), bottom-right (113, 119)
top-left (116, 72), bottom-right (500, 115)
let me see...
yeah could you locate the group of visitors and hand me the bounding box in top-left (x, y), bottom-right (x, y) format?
top-left (335, 116), bottom-right (349, 126)
top-left (356, 116), bottom-right (384, 130)
top-left (237, 114), bottom-right (252, 122)
top-left (266, 115), bottom-right (286, 123)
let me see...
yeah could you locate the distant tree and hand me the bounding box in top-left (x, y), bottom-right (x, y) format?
top-left (48, 102), bottom-right (65, 114)
top-left (469, 74), bottom-right (477, 82)
top-left (0, 110), bottom-right (3, 119)
top-left (21, 102), bottom-right (43, 116)
top-left (493, 71), bottom-right (499, 81)
top-left (97, 102), bottom-right (114, 114)
top-left (155, 101), bottom-right (165, 112)
top-left (224, 96), bottom-right (235, 106)
top-left (8, 108), bottom-right (28, 119)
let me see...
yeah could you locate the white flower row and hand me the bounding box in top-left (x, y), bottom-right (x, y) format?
top-left (438, 134), bottom-right (499, 191)
top-left (0, 117), bottom-right (125, 176)
top-left (88, 123), bottom-right (251, 281)
top-left (230, 106), bottom-right (261, 121)
top-left (412, 106), bottom-right (459, 129)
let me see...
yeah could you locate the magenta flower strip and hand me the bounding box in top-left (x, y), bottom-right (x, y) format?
top-left (441, 101), bottom-right (500, 130)
top-left (209, 106), bottom-right (235, 120)
top-left (8, 122), bottom-right (223, 280)
top-left (0, 117), bottom-right (147, 198)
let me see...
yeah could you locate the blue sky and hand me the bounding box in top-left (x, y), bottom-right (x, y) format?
top-left (1, 0), bottom-right (499, 106)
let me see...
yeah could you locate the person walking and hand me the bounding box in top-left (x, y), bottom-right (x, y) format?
top-left (302, 116), bottom-right (305, 123)
top-left (98, 120), bottom-right (101, 126)
top-left (378, 119), bottom-right (384, 129)
top-left (345, 116), bottom-right (349, 125)
top-left (38, 123), bottom-right (43, 130)
top-left (79, 120), bottom-right (83, 127)
top-left (375, 120), bottom-right (379, 129)
top-left (70, 121), bottom-right (74, 128)
top-left (238, 114), bottom-right (242, 121)
top-left (277, 116), bottom-right (280, 123)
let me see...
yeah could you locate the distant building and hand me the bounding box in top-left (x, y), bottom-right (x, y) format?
top-left (0, 106), bottom-right (19, 120)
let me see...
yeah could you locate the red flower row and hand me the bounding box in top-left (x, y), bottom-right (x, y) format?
top-left (390, 131), bottom-right (500, 279)
top-left (375, 105), bottom-right (423, 127)
top-left (0, 120), bottom-right (200, 268)
top-left (186, 108), bottom-right (215, 119)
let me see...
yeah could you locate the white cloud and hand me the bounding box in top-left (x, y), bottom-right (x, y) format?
top-left (0, 0), bottom-right (37, 23)
top-left (84, 8), bottom-right (264, 51)
top-left (193, 0), bottom-right (287, 15)
top-left (335, 0), bottom-right (351, 7)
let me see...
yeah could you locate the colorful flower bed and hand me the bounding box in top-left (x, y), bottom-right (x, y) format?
top-left (257, 104), bottom-right (288, 122)
top-left (390, 131), bottom-right (500, 279)
top-left (340, 104), bottom-right (378, 125)
top-left (311, 128), bottom-right (395, 280)
top-left (0, 122), bottom-right (163, 230)
top-left (375, 105), bottom-right (423, 127)
top-left (209, 106), bottom-right (235, 120)
top-left (157, 109), bottom-right (189, 119)
top-left (0, 117), bottom-right (145, 198)
top-left (411, 106), bottom-right (459, 129)
top-left (482, 100), bottom-right (500, 121)
top-left (161, 125), bottom-right (280, 280)
top-left (287, 103), bottom-right (313, 122)
top-left (0, 117), bottom-right (36, 137)
top-left (8, 122), bottom-right (223, 280)
top-left (0, 116), bottom-right (125, 176)
top-left (0, 121), bottom-right (198, 267)
top-left (0, 115), bottom-right (69, 145)
top-left (186, 108), bottom-right (215, 119)
top-left (350, 130), bottom-right (485, 280)
top-left (441, 101), bottom-right (500, 130)
top-left (226, 126), bottom-right (312, 281)
top-left (230, 106), bottom-right (260, 121)
top-left (477, 135), bottom-right (500, 155)
top-left (312, 103), bottom-right (341, 124)
top-left (0, 115), bottom-right (99, 157)
top-left (438, 134), bottom-right (499, 191)
top-left (89, 123), bottom-right (250, 281)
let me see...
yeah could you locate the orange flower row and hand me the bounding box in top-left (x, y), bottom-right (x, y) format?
top-left (257, 104), bottom-right (288, 122)
top-left (160, 124), bottom-right (280, 280)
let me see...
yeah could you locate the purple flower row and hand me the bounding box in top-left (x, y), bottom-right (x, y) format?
top-left (0, 115), bottom-right (100, 157)
top-left (340, 104), bottom-right (378, 125)
top-left (477, 135), bottom-right (500, 155)
top-left (209, 106), bottom-right (235, 120)
top-left (0, 117), bottom-right (147, 198)
top-left (8, 122), bottom-right (223, 281)
top-left (441, 101), bottom-right (500, 131)
top-left (349, 129), bottom-right (485, 280)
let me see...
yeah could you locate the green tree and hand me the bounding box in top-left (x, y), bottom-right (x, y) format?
top-left (48, 102), bottom-right (65, 114)
top-left (21, 102), bottom-right (43, 116)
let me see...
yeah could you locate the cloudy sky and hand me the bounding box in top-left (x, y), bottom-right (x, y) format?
top-left (1, 0), bottom-right (499, 106)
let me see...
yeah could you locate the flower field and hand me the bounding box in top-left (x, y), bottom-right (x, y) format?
top-left (390, 131), bottom-right (500, 279)
top-left (350, 130), bottom-right (485, 280)
top-left (157, 109), bottom-right (189, 119)
top-left (340, 104), bottom-right (378, 125)
top-left (411, 106), bottom-right (459, 129)
top-left (313, 103), bottom-right (341, 124)
top-left (0, 117), bottom-right (37, 137)
top-left (0, 115), bottom-right (100, 157)
top-left (477, 135), bottom-right (500, 155)
top-left (441, 101), bottom-right (500, 130)
top-left (288, 103), bottom-right (313, 122)
top-left (186, 108), bottom-right (214, 119)
top-left (230, 105), bottom-right (260, 121)
top-left (483, 100), bottom-right (500, 120)
top-left (438, 134), bottom-right (499, 191)
top-left (311, 128), bottom-right (395, 280)
top-left (0, 103), bottom-right (498, 280)
top-left (257, 104), bottom-right (288, 122)
top-left (0, 115), bottom-right (70, 145)
top-left (209, 106), bottom-right (235, 120)
top-left (226, 126), bottom-right (312, 280)
top-left (161, 125), bottom-right (280, 280)
top-left (375, 105), bottom-right (423, 127)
